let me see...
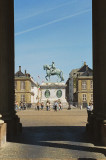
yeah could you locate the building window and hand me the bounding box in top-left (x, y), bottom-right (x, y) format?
top-left (15, 81), bottom-right (17, 90)
top-left (91, 94), bottom-right (93, 101)
top-left (82, 94), bottom-right (87, 101)
top-left (20, 81), bottom-right (25, 90)
top-left (82, 81), bottom-right (87, 89)
top-left (21, 94), bottom-right (25, 102)
top-left (90, 80), bottom-right (93, 89)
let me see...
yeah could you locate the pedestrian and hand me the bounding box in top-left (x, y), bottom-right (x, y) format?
top-left (15, 101), bottom-right (19, 110)
top-left (41, 102), bottom-right (44, 110)
top-left (80, 105), bottom-right (82, 110)
top-left (23, 102), bottom-right (26, 110)
top-left (19, 102), bottom-right (21, 110)
top-left (15, 101), bottom-right (18, 111)
top-left (59, 102), bottom-right (62, 110)
top-left (37, 101), bottom-right (40, 111)
top-left (20, 101), bottom-right (23, 110)
top-left (54, 101), bottom-right (58, 111)
top-left (46, 100), bottom-right (49, 111)
top-left (90, 103), bottom-right (93, 111)
top-left (48, 101), bottom-right (51, 111)
top-left (87, 102), bottom-right (93, 121)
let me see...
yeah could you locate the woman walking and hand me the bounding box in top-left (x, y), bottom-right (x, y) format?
top-left (46, 100), bottom-right (50, 111)
top-left (37, 101), bottom-right (40, 111)
top-left (41, 102), bottom-right (44, 110)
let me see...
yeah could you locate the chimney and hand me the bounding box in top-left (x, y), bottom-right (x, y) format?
top-left (19, 66), bottom-right (21, 71)
top-left (84, 62), bottom-right (86, 66)
top-left (25, 70), bottom-right (26, 74)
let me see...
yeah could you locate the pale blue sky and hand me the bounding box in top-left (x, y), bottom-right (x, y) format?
top-left (14, 0), bottom-right (92, 83)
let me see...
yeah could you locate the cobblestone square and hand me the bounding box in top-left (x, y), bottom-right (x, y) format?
top-left (0, 108), bottom-right (106, 160)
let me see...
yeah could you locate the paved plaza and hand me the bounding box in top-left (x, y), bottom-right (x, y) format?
top-left (0, 108), bottom-right (106, 160)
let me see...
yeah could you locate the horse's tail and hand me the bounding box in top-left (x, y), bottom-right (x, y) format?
top-left (60, 71), bottom-right (64, 81)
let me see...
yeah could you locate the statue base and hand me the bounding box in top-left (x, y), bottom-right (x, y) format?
top-left (40, 82), bottom-right (68, 108)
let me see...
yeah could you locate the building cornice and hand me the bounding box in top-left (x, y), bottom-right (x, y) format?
top-left (40, 82), bottom-right (66, 89)
top-left (77, 91), bottom-right (93, 93)
top-left (15, 77), bottom-right (37, 86)
top-left (78, 76), bottom-right (93, 80)
top-left (15, 91), bottom-right (33, 94)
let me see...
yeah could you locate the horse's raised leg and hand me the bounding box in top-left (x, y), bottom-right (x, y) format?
top-left (60, 71), bottom-right (64, 81)
top-left (48, 75), bottom-right (51, 82)
top-left (57, 75), bottom-right (60, 82)
top-left (45, 75), bottom-right (48, 81)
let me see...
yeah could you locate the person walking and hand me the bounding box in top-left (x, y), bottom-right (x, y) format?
top-left (20, 101), bottom-right (23, 110)
top-left (80, 105), bottom-right (82, 110)
top-left (87, 102), bottom-right (93, 121)
top-left (41, 102), bottom-right (44, 110)
top-left (37, 101), bottom-right (40, 111)
top-left (54, 101), bottom-right (58, 112)
top-left (46, 100), bottom-right (49, 111)
top-left (48, 101), bottom-right (50, 111)
top-left (59, 102), bottom-right (62, 110)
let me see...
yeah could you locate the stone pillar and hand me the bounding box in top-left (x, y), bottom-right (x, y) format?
top-left (86, 0), bottom-right (106, 146)
top-left (0, 0), bottom-right (22, 140)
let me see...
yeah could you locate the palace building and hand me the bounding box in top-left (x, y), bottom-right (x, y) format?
top-left (66, 62), bottom-right (93, 107)
top-left (77, 67), bottom-right (93, 107)
top-left (15, 66), bottom-right (39, 106)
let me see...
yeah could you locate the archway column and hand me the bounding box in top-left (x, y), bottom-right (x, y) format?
top-left (0, 0), bottom-right (22, 139)
top-left (87, 0), bottom-right (106, 146)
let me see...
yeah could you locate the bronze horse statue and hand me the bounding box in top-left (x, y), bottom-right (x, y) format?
top-left (43, 64), bottom-right (64, 82)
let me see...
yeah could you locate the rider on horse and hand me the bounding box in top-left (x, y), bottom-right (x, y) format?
top-left (43, 62), bottom-right (64, 81)
top-left (49, 62), bottom-right (56, 73)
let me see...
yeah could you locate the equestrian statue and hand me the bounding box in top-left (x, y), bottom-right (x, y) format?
top-left (43, 62), bottom-right (64, 82)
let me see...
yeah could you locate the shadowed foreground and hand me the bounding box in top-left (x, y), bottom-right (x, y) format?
top-left (0, 109), bottom-right (105, 159)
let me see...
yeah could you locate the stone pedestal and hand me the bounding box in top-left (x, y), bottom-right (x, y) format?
top-left (40, 82), bottom-right (68, 107)
top-left (86, 0), bottom-right (106, 146)
top-left (101, 121), bottom-right (106, 146)
top-left (0, 115), bottom-right (6, 147)
top-left (0, 123), bottom-right (6, 147)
